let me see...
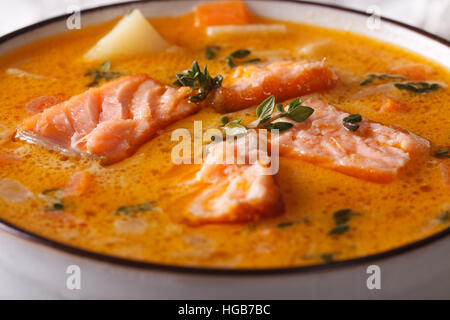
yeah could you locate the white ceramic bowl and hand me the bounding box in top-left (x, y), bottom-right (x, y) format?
top-left (0, 0), bottom-right (449, 299)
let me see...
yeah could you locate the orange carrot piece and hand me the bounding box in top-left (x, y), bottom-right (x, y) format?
top-left (380, 97), bottom-right (410, 113)
top-left (65, 171), bottom-right (92, 196)
top-left (194, 0), bottom-right (250, 27)
top-left (389, 64), bottom-right (432, 81)
top-left (0, 155), bottom-right (21, 166)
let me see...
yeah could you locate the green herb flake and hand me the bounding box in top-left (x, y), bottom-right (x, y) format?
top-left (256, 95), bottom-right (276, 122)
top-left (264, 122), bottom-right (293, 133)
top-left (277, 221), bottom-right (295, 228)
top-left (303, 252), bottom-right (336, 264)
top-left (41, 188), bottom-right (64, 197)
top-left (329, 224), bottom-right (350, 235)
top-left (394, 82), bottom-right (442, 94)
top-left (40, 188), bottom-right (65, 212)
top-left (226, 57), bottom-right (236, 69)
top-left (229, 49), bottom-right (251, 59)
top-left (220, 116), bottom-right (230, 125)
top-left (434, 149), bottom-right (450, 159)
top-left (343, 114), bottom-right (362, 132)
top-left (173, 61), bottom-right (223, 102)
top-left (242, 58), bottom-right (262, 65)
top-left (438, 211), bottom-right (450, 223)
top-left (226, 49), bottom-right (260, 69)
top-left (333, 208), bottom-right (361, 225)
top-left (45, 199), bottom-right (65, 212)
top-left (85, 60), bottom-right (124, 87)
top-left (205, 45), bottom-right (220, 60)
top-left (328, 208), bottom-right (361, 236)
top-left (115, 201), bottom-right (157, 217)
top-left (360, 73), bottom-right (408, 86)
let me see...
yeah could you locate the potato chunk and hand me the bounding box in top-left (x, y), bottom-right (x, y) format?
top-left (84, 9), bottom-right (168, 61)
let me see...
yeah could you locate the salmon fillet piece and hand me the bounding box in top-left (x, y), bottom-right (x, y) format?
top-left (186, 133), bottom-right (284, 224)
top-left (206, 60), bottom-right (338, 112)
top-left (272, 100), bottom-right (430, 183)
top-left (17, 75), bottom-right (198, 163)
top-left (25, 95), bottom-right (65, 114)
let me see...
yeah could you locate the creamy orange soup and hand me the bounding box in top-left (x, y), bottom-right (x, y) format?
top-left (0, 5), bottom-right (448, 268)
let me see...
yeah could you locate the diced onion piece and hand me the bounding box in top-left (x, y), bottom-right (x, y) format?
top-left (298, 39), bottom-right (331, 56)
top-left (114, 218), bottom-right (148, 234)
top-left (84, 9), bottom-right (168, 61)
top-left (6, 68), bottom-right (56, 81)
top-left (206, 24), bottom-right (287, 37)
top-left (0, 179), bottom-right (33, 202)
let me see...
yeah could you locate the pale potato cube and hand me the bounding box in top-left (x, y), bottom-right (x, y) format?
top-left (206, 24), bottom-right (287, 37)
top-left (84, 9), bottom-right (168, 61)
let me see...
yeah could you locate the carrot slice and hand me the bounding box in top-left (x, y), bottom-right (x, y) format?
top-left (194, 0), bottom-right (250, 27)
top-left (380, 97), bottom-right (409, 113)
top-left (65, 171), bottom-right (92, 196)
top-left (389, 64), bottom-right (432, 81)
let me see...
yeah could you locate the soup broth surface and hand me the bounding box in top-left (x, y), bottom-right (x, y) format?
top-left (0, 10), bottom-right (448, 268)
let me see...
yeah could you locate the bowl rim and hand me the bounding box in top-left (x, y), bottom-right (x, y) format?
top-left (0, 0), bottom-right (449, 276)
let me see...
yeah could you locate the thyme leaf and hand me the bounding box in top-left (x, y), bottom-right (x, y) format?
top-left (226, 49), bottom-right (260, 68)
top-left (394, 82), bottom-right (442, 94)
top-left (434, 149), bottom-right (450, 159)
top-left (264, 122), bottom-right (293, 133)
top-left (205, 45), bottom-right (220, 60)
top-left (438, 211), bottom-right (450, 223)
top-left (329, 224), bottom-right (350, 235)
top-left (229, 49), bottom-right (251, 59)
top-left (360, 73), bottom-right (408, 86)
top-left (256, 95), bottom-right (276, 121)
top-left (328, 208), bottom-right (361, 236)
top-left (115, 201), bottom-right (157, 217)
top-left (254, 95), bottom-right (314, 132)
top-left (343, 114), bottom-right (362, 132)
top-left (220, 116), bottom-right (230, 125)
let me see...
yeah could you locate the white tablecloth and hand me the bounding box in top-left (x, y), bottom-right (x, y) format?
top-left (0, 0), bottom-right (449, 40)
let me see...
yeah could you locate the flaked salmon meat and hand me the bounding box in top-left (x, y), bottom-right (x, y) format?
top-left (186, 133), bottom-right (284, 224)
top-left (205, 60), bottom-right (338, 112)
top-left (17, 75), bottom-right (198, 163)
top-left (272, 100), bottom-right (430, 183)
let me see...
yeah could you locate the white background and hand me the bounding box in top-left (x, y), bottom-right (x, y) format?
top-left (0, 0), bottom-right (449, 40)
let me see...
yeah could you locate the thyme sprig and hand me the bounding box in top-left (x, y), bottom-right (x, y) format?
top-left (85, 60), bottom-right (124, 87)
top-left (394, 82), bottom-right (442, 94)
top-left (220, 95), bottom-right (314, 136)
top-left (173, 61), bottom-right (223, 102)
